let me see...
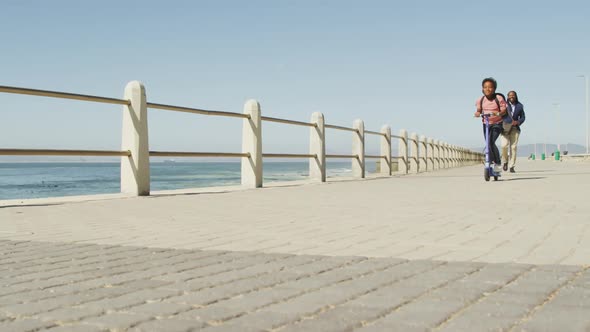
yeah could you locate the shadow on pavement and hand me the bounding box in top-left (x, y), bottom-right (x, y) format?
top-left (0, 203), bottom-right (64, 209)
top-left (502, 177), bottom-right (546, 181)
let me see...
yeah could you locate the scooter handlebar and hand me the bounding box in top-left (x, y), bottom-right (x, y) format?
top-left (475, 112), bottom-right (500, 118)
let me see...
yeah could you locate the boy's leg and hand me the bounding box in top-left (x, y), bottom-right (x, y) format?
top-left (482, 124), bottom-right (490, 163)
top-left (510, 129), bottom-right (520, 168)
top-left (490, 125), bottom-right (502, 165)
top-left (500, 132), bottom-right (510, 169)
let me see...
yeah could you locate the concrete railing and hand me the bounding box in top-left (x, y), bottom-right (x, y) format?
top-left (0, 82), bottom-right (484, 196)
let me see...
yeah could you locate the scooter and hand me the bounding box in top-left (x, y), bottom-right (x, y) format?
top-left (481, 113), bottom-right (501, 182)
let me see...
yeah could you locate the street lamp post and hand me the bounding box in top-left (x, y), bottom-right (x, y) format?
top-left (577, 75), bottom-right (589, 154)
top-left (553, 103), bottom-right (560, 153)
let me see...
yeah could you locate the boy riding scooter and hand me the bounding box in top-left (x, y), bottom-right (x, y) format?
top-left (474, 77), bottom-right (507, 175)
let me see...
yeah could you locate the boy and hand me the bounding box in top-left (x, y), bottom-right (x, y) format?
top-left (474, 77), bottom-right (507, 173)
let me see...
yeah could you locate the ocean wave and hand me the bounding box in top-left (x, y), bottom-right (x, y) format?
top-left (1, 162), bottom-right (353, 200)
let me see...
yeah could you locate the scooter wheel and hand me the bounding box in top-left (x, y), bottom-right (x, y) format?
top-left (484, 168), bottom-right (490, 182)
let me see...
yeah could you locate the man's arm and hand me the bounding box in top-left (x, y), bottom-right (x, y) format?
top-left (518, 105), bottom-right (525, 125)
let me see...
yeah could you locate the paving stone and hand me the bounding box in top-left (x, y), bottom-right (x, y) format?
top-left (125, 302), bottom-right (193, 317)
top-left (211, 311), bottom-right (300, 331)
top-left (172, 306), bottom-right (237, 325)
top-left (34, 306), bottom-right (105, 323)
top-left (513, 306), bottom-right (590, 332)
top-left (436, 315), bottom-right (518, 332)
top-left (1, 238), bottom-right (589, 331)
top-left (548, 286), bottom-right (590, 308)
top-left (0, 318), bottom-right (57, 331)
top-left (78, 289), bottom-right (181, 311)
top-left (374, 298), bottom-right (466, 328)
top-left (0, 301), bottom-right (64, 316)
top-left (81, 312), bottom-right (152, 330)
top-left (46, 324), bottom-right (106, 332)
top-left (277, 305), bottom-right (380, 332)
top-left (355, 321), bottom-right (430, 332)
top-left (130, 318), bottom-right (204, 331)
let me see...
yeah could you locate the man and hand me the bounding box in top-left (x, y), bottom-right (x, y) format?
top-left (501, 90), bottom-right (526, 173)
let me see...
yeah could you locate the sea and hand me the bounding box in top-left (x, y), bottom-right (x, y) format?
top-left (0, 161), bottom-right (375, 200)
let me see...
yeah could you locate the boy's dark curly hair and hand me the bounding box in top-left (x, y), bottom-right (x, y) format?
top-left (481, 77), bottom-right (497, 89)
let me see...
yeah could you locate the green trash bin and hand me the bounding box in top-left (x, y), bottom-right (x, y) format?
top-left (555, 150), bottom-right (560, 160)
top-left (532, 154), bottom-right (536, 160)
top-left (541, 153), bottom-right (546, 160)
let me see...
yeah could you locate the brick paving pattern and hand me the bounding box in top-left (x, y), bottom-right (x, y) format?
top-left (1, 240), bottom-right (589, 331)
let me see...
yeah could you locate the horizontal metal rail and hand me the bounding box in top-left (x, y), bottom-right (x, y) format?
top-left (147, 102), bottom-right (249, 119)
top-left (365, 155), bottom-right (386, 159)
top-left (149, 151), bottom-right (249, 158)
top-left (392, 156), bottom-right (402, 159)
top-left (0, 148), bottom-right (130, 157)
top-left (263, 153), bottom-right (316, 158)
top-left (365, 130), bottom-right (386, 137)
top-left (326, 154), bottom-right (358, 159)
top-left (261, 116), bottom-right (316, 128)
top-left (391, 134), bottom-right (403, 139)
top-left (0, 85), bottom-right (129, 105)
top-left (325, 124), bottom-right (359, 133)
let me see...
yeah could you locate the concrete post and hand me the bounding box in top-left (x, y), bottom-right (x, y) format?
top-left (380, 125), bottom-right (392, 176)
top-left (427, 138), bottom-right (434, 171)
top-left (419, 135), bottom-right (427, 172)
top-left (410, 133), bottom-right (419, 174)
top-left (241, 99), bottom-right (263, 188)
top-left (352, 119), bottom-right (365, 178)
top-left (121, 81), bottom-right (150, 196)
top-left (448, 145), bottom-right (453, 168)
top-left (461, 148), bottom-right (465, 166)
top-left (309, 112), bottom-right (326, 182)
top-left (433, 140), bottom-right (439, 170)
top-left (442, 143), bottom-right (449, 168)
top-left (398, 129), bottom-right (408, 174)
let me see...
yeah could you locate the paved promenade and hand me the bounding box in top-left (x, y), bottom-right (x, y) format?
top-left (1, 160), bottom-right (589, 331)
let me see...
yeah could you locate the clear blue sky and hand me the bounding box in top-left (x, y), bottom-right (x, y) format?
top-left (1, 0), bottom-right (589, 157)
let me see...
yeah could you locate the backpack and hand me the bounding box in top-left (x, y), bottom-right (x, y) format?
top-left (479, 93), bottom-right (512, 133)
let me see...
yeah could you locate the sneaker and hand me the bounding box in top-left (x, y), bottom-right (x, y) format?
top-left (493, 165), bottom-right (502, 173)
top-left (503, 163), bottom-right (508, 171)
top-left (510, 167), bottom-right (515, 173)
